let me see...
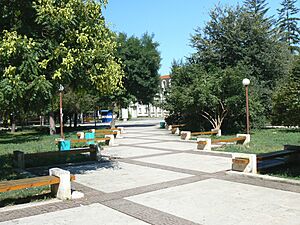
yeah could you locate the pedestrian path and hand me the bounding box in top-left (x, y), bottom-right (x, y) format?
top-left (1, 123), bottom-right (300, 225)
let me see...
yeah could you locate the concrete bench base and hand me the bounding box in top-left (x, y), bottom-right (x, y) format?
top-left (232, 153), bottom-right (257, 174)
top-left (181, 131), bottom-right (191, 140)
top-left (196, 138), bottom-right (212, 151)
top-left (49, 168), bottom-right (72, 200)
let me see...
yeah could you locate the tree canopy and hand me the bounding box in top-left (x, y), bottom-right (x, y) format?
top-left (166, 0), bottom-right (295, 131)
top-left (116, 33), bottom-right (161, 105)
top-left (277, 0), bottom-right (300, 53)
top-left (0, 0), bottom-right (123, 132)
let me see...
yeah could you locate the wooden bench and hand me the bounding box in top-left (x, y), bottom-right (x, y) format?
top-left (181, 130), bottom-right (221, 140)
top-left (14, 145), bottom-right (100, 169)
top-left (212, 136), bottom-right (246, 144)
top-left (191, 131), bottom-right (218, 136)
top-left (231, 145), bottom-right (300, 173)
top-left (168, 124), bottom-right (186, 134)
top-left (91, 130), bottom-right (118, 135)
top-left (0, 175), bottom-right (75, 193)
top-left (70, 137), bottom-right (111, 144)
top-left (197, 134), bottom-right (249, 151)
top-left (257, 149), bottom-right (298, 171)
top-left (55, 137), bottom-right (111, 147)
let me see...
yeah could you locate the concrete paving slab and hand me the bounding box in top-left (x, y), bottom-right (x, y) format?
top-left (0, 203), bottom-right (149, 225)
top-left (135, 153), bottom-right (231, 173)
top-left (115, 137), bottom-right (157, 145)
top-left (121, 133), bottom-right (153, 137)
top-left (127, 178), bottom-right (300, 225)
top-left (136, 141), bottom-right (195, 151)
top-left (102, 146), bottom-right (170, 158)
top-left (138, 136), bottom-right (182, 141)
top-left (69, 162), bottom-right (191, 193)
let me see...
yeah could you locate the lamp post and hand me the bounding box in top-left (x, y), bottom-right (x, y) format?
top-left (242, 78), bottom-right (250, 134)
top-left (59, 84), bottom-right (64, 139)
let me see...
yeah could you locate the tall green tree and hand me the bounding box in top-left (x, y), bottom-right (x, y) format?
top-left (190, 3), bottom-right (290, 121)
top-left (165, 62), bottom-right (264, 132)
top-left (277, 0), bottom-right (300, 53)
top-left (0, 0), bottom-right (124, 133)
top-left (243, 0), bottom-right (269, 16)
top-left (272, 55), bottom-right (300, 126)
top-left (0, 31), bottom-right (52, 131)
top-left (116, 33), bottom-right (161, 105)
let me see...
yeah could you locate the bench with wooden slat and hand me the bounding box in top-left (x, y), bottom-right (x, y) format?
top-left (256, 149), bottom-right (299, 171)
top-left (70, 137), bottom-right (110, 144)
top-left (191, 131), bottom-right (218, 136)
top-left (0, 175), bottom-right (75, 193)
top-left (55, 137), bottom-right (110, 144)
top-left (171, 124), bottom-right (186, 128)
top-left (92, 130), bottom-right (118, 135)
top-left (24, 148), bottom-right (96, 158)
top-left (257, 149), bottom-right (296, 162)
top-left (106, 127), bottom-right (122, 131)
top-left (211, 136), bottom-right (246, 144)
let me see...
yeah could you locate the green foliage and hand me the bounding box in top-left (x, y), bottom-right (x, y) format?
top-left (33, 0), bottom-right (123, 93)
top-left (0, 0), bottom-right (124, 130)
top-left (176, 2), bottom-right (291, 131)
top-left (191, 3), bottom-right (289, 85)
top-left (272, 55), bottom-right (300, 126)
top-left (116, 33), bottom-right (161, 105)
top-left (165, 62), bottom-right (265, 132)
top-left (277, 0), bottom-right (300, 53)
top-left (0, 31), bottom-right (52, 116)
top-left (0, 0), bottom-right (37, 35)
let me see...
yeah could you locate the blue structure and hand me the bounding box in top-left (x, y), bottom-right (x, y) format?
top-left (101, 110), bottom-right (113, 123)
top-left (58, 140), bottom-right (71, 151)
top-left (85, 132), bottom-right (95, 145)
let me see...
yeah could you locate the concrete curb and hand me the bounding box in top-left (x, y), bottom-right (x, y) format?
top-left (227, 171), bottom-right (300, 186)
top-left (198, 149), bottom-right (233, 156)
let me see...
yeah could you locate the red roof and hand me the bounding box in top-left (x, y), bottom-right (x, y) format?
top-left (160, 75), bottom-right (171, 79)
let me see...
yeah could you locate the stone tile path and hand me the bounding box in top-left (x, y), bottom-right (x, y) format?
top-left (0, 123), bottom-right (300, 225)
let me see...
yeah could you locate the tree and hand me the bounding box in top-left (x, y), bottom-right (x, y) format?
top-left (190, 2), bottom-right (290, 122)
top-left (165, 61), bottom-right (265, 132)
top-left (243, 0), bottom-right (269, 16)
top-left (0, 31), bottom-right (52, 132)
top-left (277, 0), bottom-right (300, 53)
top-left (0, 0), bottom-right (38, 35)
top-left (59, 88), bottom-right (97, 128)
top-left (272, 55), bottom-right (300, 126)
top-left (116, 33), bottom-right (161, 105)
top-left (0, 0), bottom-right (124, 133)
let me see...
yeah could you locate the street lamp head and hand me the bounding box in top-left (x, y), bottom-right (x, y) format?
top-left (242, 78), bottom-right (250, 86)
top-left (59, 84), bottom-right (64, 92)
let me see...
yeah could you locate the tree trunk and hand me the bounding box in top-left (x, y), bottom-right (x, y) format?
top-left (49, 112), bottom-right (56, 135)
top-left (69, 115), bottom-right (72, 127)
top-left (148, 104), bottom-right (151, 117)
top-left (40, 115), bottom-right (45, 126)
top-left (74, 113), bottom-right (78, 128)
top-left (110, 103), bottom-right (117, 128)
top-left (10, 113), bottom-right (16, 133)
top-left (80, 113), bottom-right (84, 124)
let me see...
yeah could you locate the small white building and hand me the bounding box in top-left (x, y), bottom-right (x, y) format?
top-left (122, 75), bottom-right (171, 120)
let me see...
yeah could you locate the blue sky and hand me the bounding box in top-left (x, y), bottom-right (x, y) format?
top-left (104, 0), bottom-right (285, 75)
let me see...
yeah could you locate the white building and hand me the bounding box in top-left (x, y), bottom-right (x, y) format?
top-left (122, 75), bottom-right (171, 120)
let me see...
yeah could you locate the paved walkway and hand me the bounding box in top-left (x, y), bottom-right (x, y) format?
top-left (1, 123), bottom-right (300, 225)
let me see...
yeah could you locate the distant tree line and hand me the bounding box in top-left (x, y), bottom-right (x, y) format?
top-left (164, 0), bottom-right (300, 131)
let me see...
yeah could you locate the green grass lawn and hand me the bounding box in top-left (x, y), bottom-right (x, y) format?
top-left (0, 127), bottom-right (106, 206)
top-left (0, 128), bottom-right (105, 181)
top-left (210, 128), bottom-right (300, 154)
